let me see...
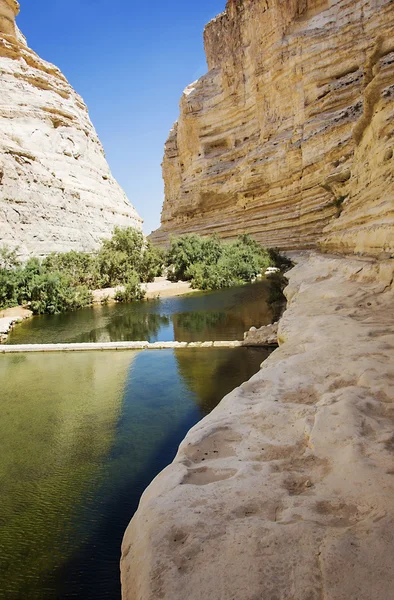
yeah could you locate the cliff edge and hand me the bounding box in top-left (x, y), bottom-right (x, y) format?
top-left (0, 1), bottom-right (142, 259)
top-left (151, 0), bottom-right (394, 256)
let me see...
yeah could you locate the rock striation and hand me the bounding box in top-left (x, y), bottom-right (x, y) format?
top-left (0, 1), bottom-right (142, 259)
top-left (151, 0), bottom-right (394, 256)
top-left (121, 252), bottom-right (394, 600)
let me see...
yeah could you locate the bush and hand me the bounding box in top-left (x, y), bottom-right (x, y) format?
top-left (0, 229), bottom-right (281, 314)
top-left (166, 234), bottom-right (207, 281)
top-left (29, 272), bottom-right (92, 315)
top-left (0, 268), bottom-right (19, 308)
top-left (186, 261), bottom-right (242, 290)
top-left (0, 227), bottom-right (157, 314)
top-left (97, 226), bottom-right (144, 287)
top-left (139, 242), bottom-right (165, 283)
top-left (168, 234), bottom-right (273, 290)
top-left (114, 272), bottom-right (146, 303)
top-left (43, 251), bottom-right (99, 288)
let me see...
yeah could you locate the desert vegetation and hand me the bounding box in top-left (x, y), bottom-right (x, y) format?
top-left (0, 229), bottom-right (288, 314)
top-left (0, 228), bottom-right (163, 314)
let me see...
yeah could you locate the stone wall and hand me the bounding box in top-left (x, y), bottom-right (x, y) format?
top-left (0, 2), bottom-right (142, 259)
top-left (151, 0), bottom-right (394, 256)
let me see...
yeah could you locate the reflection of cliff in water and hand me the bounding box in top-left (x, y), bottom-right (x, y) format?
top-left (174, 347), bottom-right (274, 415)
top-left (173, 281), bottom-right (275, 342)
top-left (0, 352), bottom-right (134, 600)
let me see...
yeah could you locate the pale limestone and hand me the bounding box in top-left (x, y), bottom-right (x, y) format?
top-left (121, 253), bottom-right (394, 600)
top-left (151, 0), bottom-right (394, 256)
top-left (242, 322), bottom-right (278, 346)
top-left (0, 1), bottom-right (142, 260)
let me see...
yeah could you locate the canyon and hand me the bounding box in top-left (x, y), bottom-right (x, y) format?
top-left (151, 0), bottom-right (394, 256)
top-left (0, 1), bottom-right (393, 598)
top-left (0, 0), bottom-right (142, 260)
top-left (123, 1), bottom-right (394, 599)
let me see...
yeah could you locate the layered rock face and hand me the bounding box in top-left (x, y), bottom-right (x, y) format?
top-left (0, 1), bottom-right (142, 259)
top-left (122, 253), bottom-right (394, 599)
top-left (151, 0), bottom-right (394, 255)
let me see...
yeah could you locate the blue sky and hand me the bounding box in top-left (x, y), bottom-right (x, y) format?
top-left (18, 1), bottom-right (225, 234)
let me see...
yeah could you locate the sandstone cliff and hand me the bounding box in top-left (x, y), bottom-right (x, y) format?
top-left (0, 1), bottom-right (142, 259)
top-left (151, 0), bottom-right (394, 256)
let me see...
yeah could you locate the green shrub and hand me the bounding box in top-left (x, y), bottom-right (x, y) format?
top-left (97, 226), bottom-right (145, 287)
top-left (139, 241), bottom-right (165, 283)
top-left (43, 251), bottom-right (99, 288)
top-left (0, 229), bottom-right (280, 314)
top-left (166, 234), bottom-right (207, 281)
top-left (0, 268), bottom-right (18, 308)
top-left (114, 272), bottom-right (145, 303)
top-left (186, 261), bottom-right (242, 290)
top-left (0, 245), bottom-right (22, 308)
top-left (168, 233), bottom-right (273, 290)
top-left (29, 272), bottom-right (92, 315)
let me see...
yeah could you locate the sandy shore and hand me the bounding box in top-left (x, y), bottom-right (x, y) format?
top-left (92, 277), bottom-right (194, 303)
top-left (0, 306), bottom-right (33, 320)
top-left (143, 277), bottom-right (194, 298)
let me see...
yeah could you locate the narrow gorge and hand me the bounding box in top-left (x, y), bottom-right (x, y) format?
top-left (1, 1), bottom-right (393, 599)
top-left (0, 0), bottom-right (142, 260)
top-left (123, 1), bottom-right (394, 599)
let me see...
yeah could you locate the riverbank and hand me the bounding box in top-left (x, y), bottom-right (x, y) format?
top-left (0, 278), bottom-right (195, 344)
top-left (121, 252), bottom-right (394, 600)
top-left (92, 278), bottom-right (194, 304)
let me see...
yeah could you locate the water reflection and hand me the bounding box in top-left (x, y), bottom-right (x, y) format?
top-left (0, 352), bottom-right (133, 600)
top-left (0, 347), bottom-right (270, 599)
top-left (8, 280), bottom-right (280, 345)
top-left (174, 346), bottom-right (273, 415)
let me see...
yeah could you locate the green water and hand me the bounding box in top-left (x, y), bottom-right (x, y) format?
top-left (0, 346), bottom-right (272, 599)
top-left (7, 280), bottom-right (281, 345)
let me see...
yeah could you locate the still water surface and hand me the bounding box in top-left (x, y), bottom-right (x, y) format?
top-left (0, 348), bottom-right (271, 599)
top-left (1, 282), bottom-right (279, 598)
top-left (7, 280), bottom-right (278, 345)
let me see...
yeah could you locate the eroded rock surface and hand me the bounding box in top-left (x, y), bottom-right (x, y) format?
top-left (121, 253), bottom-right (394, 600)
top-left (151, 0), bottom-right (394, 255)
top-left (242, 321), bottom-right (278, 346)
top-left (0, 1), bottom-right (142, 259)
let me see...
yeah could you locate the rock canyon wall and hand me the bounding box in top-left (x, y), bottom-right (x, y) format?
top-left (151, 0), bottom-right (394, 256)
top-left (0, 1), bottom-right (142, 259)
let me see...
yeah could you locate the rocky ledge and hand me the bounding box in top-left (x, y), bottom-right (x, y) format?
top-left (121, 252), bottom-right (394, 600)
top-left (243, 322), bottom-right (279, 347)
